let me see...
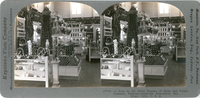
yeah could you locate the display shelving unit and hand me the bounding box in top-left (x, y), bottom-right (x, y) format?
top-left (89, 46), bottom-right (100, 62)
top-left (101, 56), bottom-right (136, 87)
top-left (176, 46), bottom-right (186, 61)
top-left (173, 23), bottom-right (186, 61)
top-left (157, 22), bottom-right (172, 43)
top-left (14, 56), bottom-right (51, 88)
top-left (172, 23), bottom-right (185, 46)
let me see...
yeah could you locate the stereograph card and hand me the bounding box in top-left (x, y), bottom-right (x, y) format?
top-left (0, 0), bottom-right (200, 97)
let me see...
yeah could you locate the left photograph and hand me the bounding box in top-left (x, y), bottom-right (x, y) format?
top-left (14, 2), bottom-right (101, 88)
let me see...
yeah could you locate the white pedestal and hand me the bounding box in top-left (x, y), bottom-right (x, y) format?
top-left (137, 60), bottom-right (146, 87)
top-left (51, 61), bottom-right (60, 88)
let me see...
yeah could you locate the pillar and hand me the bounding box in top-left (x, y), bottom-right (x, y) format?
top-left (137, 60), bottom-right (146, 87)
top-left (51, 61), bottom-right (60, 88)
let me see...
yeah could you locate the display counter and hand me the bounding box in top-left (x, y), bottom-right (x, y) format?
top-left (100, 56), bottom-right (137, 87)
top-left (14, 56), bottom-right (52, 88)
top-left (176, 46), bottom-right (186, 61)
top-left (144, 55), bottom-right (168, 77)
top-left (58, 54), bottom-right (81, 77)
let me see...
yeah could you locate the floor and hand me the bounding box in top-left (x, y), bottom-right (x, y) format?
top-left (15, 54), bottom-right (186, 88)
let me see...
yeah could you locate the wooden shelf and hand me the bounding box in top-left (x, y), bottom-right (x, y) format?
top-left (101, 68), bottom-right (131, 81)
top-left (104, 27), bottom-right (112, 30)
top-left (101, 76), bottom-right (131, 80)
top-left (15, 76), bottom-right (46, 81)
top-left (14, 59), bottom-right (35, 61)
top-left (101, 58), bottom-right (131, 60)
top-left (14, 59), bottom-right (46, 62)
top-left (15, 70), bottom-right (45, 74)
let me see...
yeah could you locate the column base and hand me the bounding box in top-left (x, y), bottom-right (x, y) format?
top-left (137, 83), bottom-right (146, 87)
top-left (137, 81), bottom-right (146, 87)
top-left (52, 82), bottom-right (60, 88)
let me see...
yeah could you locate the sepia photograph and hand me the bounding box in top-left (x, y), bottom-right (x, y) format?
top-left (1, 0), bottom-right (200, 97)
top-left (100, 2), bottom-right (186, 87)
top-left (14, 2), bottom-right (101, 88)
top-left (13, 1), bottom-right (186, 88)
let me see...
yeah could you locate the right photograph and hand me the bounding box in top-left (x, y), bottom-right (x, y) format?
top-left (100, 2), bottom-right (186, 87)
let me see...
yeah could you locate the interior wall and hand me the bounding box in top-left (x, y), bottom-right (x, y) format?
top-left (49, 2), bottom-right (54, 12)
top-left (141, 2), bottom-right (182, 18)
top-left (32, 2), bottom-right (54, 13)
top-left (30, 2), bottom-right (183, 18)
top-left (93, 9), bottom-right (99, 17)
top-left (53, 2), bottom-right (98, 18)
top-left (120, 2), bottom-right (132, 11)
top-left (82, 4), bottom-right (93, 17)
top-left (120, 2), bottom-right (141, 12)
top-left (170, 5), bottom-right (181, 17)
top-left (137, 2), bottom-right (143, 12)
top-left (53, 2), bottom-right (70, 18)
top-left (32, 2), bottom-right (44, 12)
top-left (142, 2), bottom-right (158, 17)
